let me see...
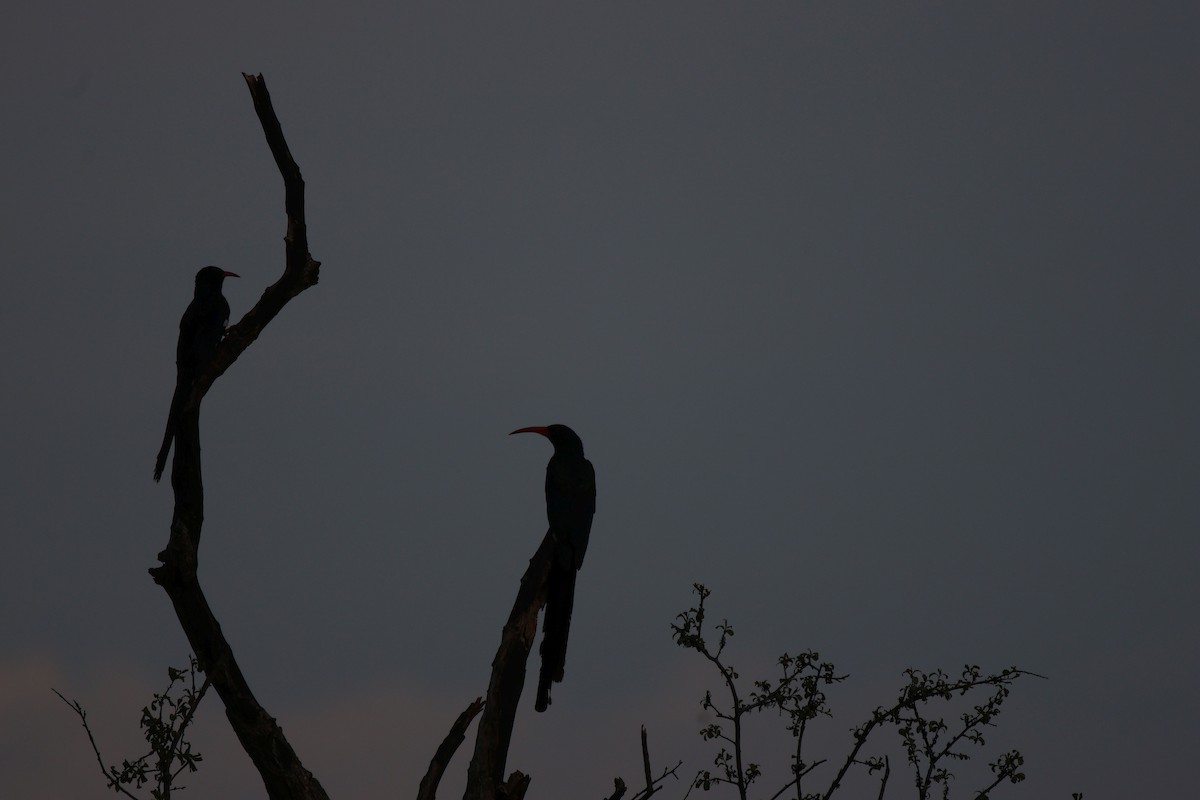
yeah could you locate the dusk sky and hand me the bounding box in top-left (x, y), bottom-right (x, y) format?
top-left (3, 3), bottom-right (1197, 798)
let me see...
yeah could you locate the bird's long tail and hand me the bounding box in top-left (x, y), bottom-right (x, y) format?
top-left (536, 562), bottom-right (577, 712)
top-left (153, 377), bottom-right (187, 482)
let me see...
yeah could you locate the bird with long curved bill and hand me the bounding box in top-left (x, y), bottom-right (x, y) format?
top-left (153, 266), bottom-right (239, 482)
top-left (510, 423), bottom-right (596, 712)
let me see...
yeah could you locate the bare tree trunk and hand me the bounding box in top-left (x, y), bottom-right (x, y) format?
top-left (148, 73), bottom-right (325, 800)
top-left (462, 532), bottom-right (555, 800)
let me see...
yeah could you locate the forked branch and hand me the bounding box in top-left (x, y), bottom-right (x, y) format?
top-left (148, 74), bottom-right (326, 800)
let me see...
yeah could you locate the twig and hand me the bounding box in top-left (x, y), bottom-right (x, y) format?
top-left (641, 726), bottom-right (655, 797)
top-left (624, 726), bottom-right (683, 800)
top-left (764, 759), bottom-right (824, 800)
top-left (822, 669), bottom-right (1037, 799)
top-left (167, 664), bottom-right (211, 783)
top-left (53, 690), bottom-right (141, 800)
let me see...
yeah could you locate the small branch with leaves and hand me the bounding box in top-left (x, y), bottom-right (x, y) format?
top-left (672, 583), bottom-right (1043, 800)
top-left (54, 656), bottom-right (211, 800)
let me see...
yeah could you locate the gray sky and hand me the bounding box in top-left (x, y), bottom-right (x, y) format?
top-left (2, 2), bottom-right (1196, 798)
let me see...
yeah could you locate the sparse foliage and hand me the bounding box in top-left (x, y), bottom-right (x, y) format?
top-left (670, 584), bottom-right (1043, 800)
top-left (55, 656), bottom-right (210, 800)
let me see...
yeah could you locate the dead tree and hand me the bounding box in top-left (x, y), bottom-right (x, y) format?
top-left (149, 73), bottom-right (325, 800)
top-left (148, 75), bottom-right (588, 800)
top-left (461, 533), bottom-right (556, 800)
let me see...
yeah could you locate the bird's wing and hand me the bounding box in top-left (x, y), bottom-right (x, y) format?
top-left (177, 296), bottom-right (231, 371)
top-left (546, 457), bottom-right (596, 570)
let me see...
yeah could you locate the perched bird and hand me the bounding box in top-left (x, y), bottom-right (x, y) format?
top-left (153, 266), bottom-right (239, 482)
top-left (510, 424), bottom-right (596, 711)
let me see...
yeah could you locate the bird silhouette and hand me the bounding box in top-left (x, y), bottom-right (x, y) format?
top-left (154, 266), bottom-right (239, 482)
top-left (510, 423), bottom-right (596, 711)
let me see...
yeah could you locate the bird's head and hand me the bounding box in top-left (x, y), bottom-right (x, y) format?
top-left (195, 265), bottom-right (240, 291)
top-left (510, 423), bottom-right (585, 457)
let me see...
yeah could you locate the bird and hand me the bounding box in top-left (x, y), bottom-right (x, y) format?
top-left (510, 423), bottom-right (596, 712)
top-left (153, 266), bottom-right (239, 482)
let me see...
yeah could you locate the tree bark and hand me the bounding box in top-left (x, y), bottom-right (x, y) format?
top-left (462, 532), bottom-right (555, 800)
top-left (149, 73), bottom-right (325, 800)
top-left (419, 698), bottom-right (485, 800)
